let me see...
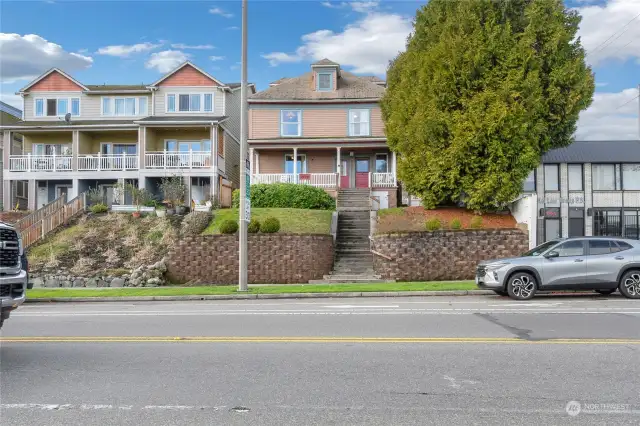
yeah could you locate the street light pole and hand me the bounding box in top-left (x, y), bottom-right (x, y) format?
top-left (238, 0), bottom-right (249, 291)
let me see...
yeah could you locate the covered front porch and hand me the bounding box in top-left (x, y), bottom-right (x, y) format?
top-left (249, 145), bottom-right (397, 190)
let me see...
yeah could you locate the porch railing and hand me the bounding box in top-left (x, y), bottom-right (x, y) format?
top-left (298, 173), bottom-right (337, 188)
top-left (9, 154), bottom-right (73, 172)
top-left (371, 172), bottom-right (396, 188)
top-left (252, 173), bottom-right (296, 184)
top-left (78, 154), bottom-right (139, 171)
top-left (145, 151), bottom-right (213, 169)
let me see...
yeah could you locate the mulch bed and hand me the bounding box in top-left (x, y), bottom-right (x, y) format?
top-left (377, 207), bottom-right (517, 233)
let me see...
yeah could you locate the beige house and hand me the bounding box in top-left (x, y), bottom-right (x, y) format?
top-left (1, 62), bottom-right (254, 210)
top-left (248, 59), bottom-right (398, 207)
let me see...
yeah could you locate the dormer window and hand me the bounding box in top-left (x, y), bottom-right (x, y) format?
top-left (317, 72), bottom-right (332, 91)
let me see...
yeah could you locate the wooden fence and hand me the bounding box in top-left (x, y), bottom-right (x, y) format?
top-left (14, 197), bottom-right (66, 231)
top-left (20, 193), bottom-right (86, 249)
top-left (220, 182), bottom-right (233, 208)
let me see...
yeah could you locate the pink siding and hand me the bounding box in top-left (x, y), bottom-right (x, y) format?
top-left (158, 65), bottom-right (219, 87)
top-left (303, 109), bottom-right (347, 138)
top-left (28, 71), bottom-right (83, 92)
top-left (256, 149), bottom-right (335, 173)
top-left (370, 107), bottom-right (385, 137)
top-left (250, 109), bottom-right (280, 139)
top-left (258, 150), bottom-right (286, 173)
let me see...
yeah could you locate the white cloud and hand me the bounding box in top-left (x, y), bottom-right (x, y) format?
top-left (595, 82), bottom-right (609, 87)
top-left (97, 42), bottom-right (161, 57)
top-left (0, 33), bottom-right (93, 83)
top-left (209, 7), bottom-right (233, 18)
top-left (171, 43), bottom-right (215, 50)
top-left (145, 50), bottom-right (190, 73)
top-left (576, 87), bottom-right (639, 140)
top-left (261, 12), bottom-right (411, 74)
top-left (321, 1), bottom-right (379, 12)
top-left (226, 26), bottom-right (239, 30)
top-left (209, 55), bottom-right (225, 61)
top-left (0, 92), bottom-right (23, 109)
top-left (576, 0), bottom-right (640, 65)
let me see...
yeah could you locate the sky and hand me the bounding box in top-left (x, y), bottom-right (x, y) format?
top-left (0, 0), bottom-right (638, 140)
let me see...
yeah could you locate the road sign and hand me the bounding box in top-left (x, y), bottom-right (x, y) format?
top-left (244, 172), bottom-right (251, 221)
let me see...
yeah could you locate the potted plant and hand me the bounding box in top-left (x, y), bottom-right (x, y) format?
top-left (117, 183), bottom-right (153, 218)
top-left (156, 204), bottom-right (167, 218)
top-left (159, 175), bottom-right (186, 216)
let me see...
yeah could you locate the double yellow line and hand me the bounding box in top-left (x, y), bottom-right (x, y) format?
top-left (2, 336), bottom-right (640, 344)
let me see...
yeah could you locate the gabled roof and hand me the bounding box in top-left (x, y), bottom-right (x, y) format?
top-left (0, 101), bottom-right (21, 119)
top-left (85, 84), bottom-right (149, 92)
top-left (542, 140), bottom-right (640, 163)
top-left (148, 61), bottom-right (227, 88)
top-left (18, 68), bottom-right (89, 93)
top-left (249, 70), bottom-right (385, 102)
top-left (311, 58), bottom-right (340, 67)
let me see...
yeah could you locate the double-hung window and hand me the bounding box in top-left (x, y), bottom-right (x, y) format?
top-left (167, 93), bottom-right (210, 113)
top-left (592, 164), bottom-right (616, 190)
top-left (568, 164), bottom-right (583, 191)
top-left (204, 94), bottom-right (213, 112)
top-left (544, 164), bottom-right (559, 191)
top-left (281, 110), bottom-right (301, 137)
top-left (349, 109), bottom-right (370, 136)
top-left (284, 154), bottom-right (307, 173)
top-left (317, 73), bottom-right (332, 91)
top-left (35, 97), bottom-right (81, 117)
top-left (102, 97), bottom-right (148, 116)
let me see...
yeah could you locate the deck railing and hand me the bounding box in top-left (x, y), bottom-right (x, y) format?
top-left (145, 151), bottom-right (212, 169)
top-left (78, 154), bottom-right (139, 171)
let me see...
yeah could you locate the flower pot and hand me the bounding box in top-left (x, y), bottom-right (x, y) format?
top-left (176, 206), bottom-right (187, 215)
top-left (166, 208), bottom-right (175, 216)
top-left (156, 209), bottom-right (166, 218)
top-left (132, 211), bottom-right (141, 218)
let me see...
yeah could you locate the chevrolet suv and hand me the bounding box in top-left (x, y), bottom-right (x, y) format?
top-left (476, 237), bottom-right (640, 300)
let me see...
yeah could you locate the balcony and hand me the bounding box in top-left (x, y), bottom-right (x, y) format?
top-left (9, 155), bottom-right (73, 172)
top-left (145, 152), bottom-right (213, 169)
top-left (78, 154), bottom-right (139, 171)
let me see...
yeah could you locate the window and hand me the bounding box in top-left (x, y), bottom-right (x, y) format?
top-left (375, 154), bottom-right (388, 173)
top-left (35, 99), bottom-right (44, 117)
top-left (284, 154), bottom-right (307, 173)
top-left (57, 99), bottom-right (68, 115)
top-left (568, 208), bottom-right (585, 238)
top-left (125, 98), bottom-right (136, 115)
top-left (102, 97), bottom-right (147, 116)
top-left (523, 170), bottom-right (536, 192)
top-left (103, 97), bottom-right (112, 115)
top-left (204, 94), bottom-right (213, 112)
top-left (594, 210), bottom-right (622, 237)
top-left (622, 164), bottom-right (640, 190)
top-left (164, 140), bottom-right (210, 152)
top-left (592, 164), bottom-right (616, 190)
top-left (138, 97), bottom-right (147, 115)
top-left (168, 93), bottom-right (205, 112)
top-left (114, 98), bottom-right (125, 116)
top-left (71, 98), bottom-right (80, 116)
top-left (178, 94), bottom-right (190, 111)
top-left (167, 94), bottom-right (176, 112)
top-left (555, 240), bottom-right (585, 257)
top-left (15, 181), bottom-right (27, 198)
top-left (281, 110), bottom-right (301, 137)
top-left (544, 164), bottom-right (559, 191)
top-left (613, 241), bottom-right (633, 252)
top-left (317, 73), bottom-right (332, 91)
top-left (349, 109), bottom-right (370, 136)
top-left (588, 240), bottom-right (612, 255)
top-left (568, 164), bottom-right (583, 191)
top-left (190, 94), bottom-right (200, 111)
top-left (46, 99), bottom-right (57, 116)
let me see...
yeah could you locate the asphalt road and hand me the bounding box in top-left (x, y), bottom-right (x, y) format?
top-left (1, 294), bottom-right (640, 425)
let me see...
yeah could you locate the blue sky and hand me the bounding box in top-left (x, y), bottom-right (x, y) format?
top-left (0, 0), bottom-right (638, 139)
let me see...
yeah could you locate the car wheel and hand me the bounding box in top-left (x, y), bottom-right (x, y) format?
top-left (493, 290), bottom-right (507, 296)
top-left (595, 289), bottom-right (616, 295)
top-left (619, 270), bottom-right (640, 299)
top-left (506, 272), bottom-right (537, 300)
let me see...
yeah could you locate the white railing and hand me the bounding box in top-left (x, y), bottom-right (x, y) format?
top-left (371, 172), bottom-right (396, 187)
top-left (252, 173), bottom-right (296, 184)
top-left (78, 154), bottom-right (139, 171)
top-left (252, 173), bottom-right (338, 188)
top-left (145, 151), bottom-right (212, 169)
top-left (9, 154), bottom-right (72, 172)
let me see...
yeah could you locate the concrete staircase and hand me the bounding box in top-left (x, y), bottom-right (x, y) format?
top-left (310, 189), bottom-right (393, 284)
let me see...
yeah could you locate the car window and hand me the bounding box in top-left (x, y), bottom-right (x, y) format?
top-left (554, 241), bottom-right (585, 257)
top-left (522, 240), bottom-right (560, 256)
top-left (588, 240), bottom-right (611, 255)
top-left (612, 241), bottom-right (633, 252)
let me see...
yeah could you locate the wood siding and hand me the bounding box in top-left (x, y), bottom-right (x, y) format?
top-left (28, 71), bottom-right (84, 92)
top-left (23, 92), bottom-right (151, 121)
top-left (257, 149), bottom-right (335, 173)
top-left (157, 65), bottom-right (219, 87)
top-left (249, 109), bottom-right (279, 139)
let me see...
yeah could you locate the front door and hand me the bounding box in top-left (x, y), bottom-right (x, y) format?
top-left (355, 157), bottom-right (369, 188)
top-left (37, 181), bottom-right (48, 208)
top-left (340, 159), bottom-right (350, 188)
top-left (541, 240), bottom-right (587, 287)
top-left (56, 186), bottom-right (69, 202)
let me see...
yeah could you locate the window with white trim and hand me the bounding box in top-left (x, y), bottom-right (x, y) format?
top-left (375, 153), bottom-right (388, 173)
top-left (281, 110), bottom-right (301, 137)
top-left (317, 73), bottom-right (332, 91)
top-left (568, 164), bottom-right (583, 191)
top-left (166, 93), bottom-right (213, 113)
top-left (102, 97), bottom-right (148, 116)
top-left (35, 97), bottom-right (81, 117)
top-left (15, 181), bottom-right (27, 198)
top-left (284, 154), bottom-right (307, 173)
top-left (349, 109), bottom-right (370, 136)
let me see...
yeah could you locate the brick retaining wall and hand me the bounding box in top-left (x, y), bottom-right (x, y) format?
top-left (372, 229), bottom-right (528, 281)
top-left (166, 234), bottom-right (334, 284)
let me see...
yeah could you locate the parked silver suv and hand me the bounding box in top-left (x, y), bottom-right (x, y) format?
top-left (476, 237), bottom-right (640, 300)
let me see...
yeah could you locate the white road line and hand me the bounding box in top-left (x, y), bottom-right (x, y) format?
top-left (1, 403), bottom-right (226, 411)
top-left (323, 305), bottom-right (400, 308)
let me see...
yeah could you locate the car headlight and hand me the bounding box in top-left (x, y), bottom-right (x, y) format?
top-left (486, 262), bottom-right (509, 270)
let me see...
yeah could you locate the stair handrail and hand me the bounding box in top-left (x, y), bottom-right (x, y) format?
top-left (14, 196), bottom-right (66, 231)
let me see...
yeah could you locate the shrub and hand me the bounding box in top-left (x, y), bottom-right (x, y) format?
top-left (232, 184), bottom-right (334, 210)
top-left (248, 219), bottom-right (261, 233)
top-left (260, 217), bottom-right (281, 233)
top-left (90, 203), bottom-right (108, 214)
top-left (450, 218), bottom-right (462, 230)
top-left (219, 219), bottom-right (239, 234)
top-left (470, 216), bottom-right (483, 229)
top-left (232, 189), bottom-right (240, 208)
top-left (425, 218), bottom-right (442, 231)
top-left (181, 212), bottom-right (212, 236)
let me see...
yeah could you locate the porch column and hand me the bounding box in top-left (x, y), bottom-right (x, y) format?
top-left (255, 150), bottom-right (260, 174)
top-left (2, 180), bottom-right (10, 212)
top-left (138, 126), bottom-right (146, 170)
top-left (210, 126), bottom-right (219, 202)
top-left (392, 151), bottom-right (397, 186)
top-left (183, 176), bottom-right (191, 207)
top-left (249, 147), bottom-right (255, 174)
top-left (336, 147), bottom-right (341, 190)
top-left (293, 147), bottom-right (298, 183)
top-left (70, 179), bottom-right (79, 200)
top-left (72, 131), bottom-right (79, 171)
top-left (28, 179), bottom-right (36, 211)
top-left (117, 178), bottom-right (125, 204)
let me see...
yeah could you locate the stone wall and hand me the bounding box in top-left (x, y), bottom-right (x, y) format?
top-left (372, 229), bottom-right (528, 281)
top-left (167, 234), bottom-right (334, 284)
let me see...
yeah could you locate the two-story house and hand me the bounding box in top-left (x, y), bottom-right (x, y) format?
top-left (511, 140), bottom-right (640, 247)
top-left (1, 62), bottom-right (254, 210)
top-left (247, 59), bottom-right (398, 208)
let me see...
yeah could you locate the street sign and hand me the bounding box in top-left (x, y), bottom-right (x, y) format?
top-left (244, 172), bottom-right (251, 221)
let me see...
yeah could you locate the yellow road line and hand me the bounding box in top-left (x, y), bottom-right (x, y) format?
top-left (1, 337), bottom-right (640, 344)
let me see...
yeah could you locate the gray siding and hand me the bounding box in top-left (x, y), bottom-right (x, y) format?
top-left (23, 92), bottom-right (151, 121)
top-left (153, 87), bottom-right (224, 117)
top-left (224, 89), bottom-right (241, 141)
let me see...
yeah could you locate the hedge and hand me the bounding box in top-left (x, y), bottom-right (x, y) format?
top-left (232, 183), bottom-right (335, 210)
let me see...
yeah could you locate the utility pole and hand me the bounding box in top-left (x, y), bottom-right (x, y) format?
top-left (238, 0), bottom-right (249, 291)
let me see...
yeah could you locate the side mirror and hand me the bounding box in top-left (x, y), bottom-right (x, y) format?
top-left (545, 251), bottom-right (559, 259)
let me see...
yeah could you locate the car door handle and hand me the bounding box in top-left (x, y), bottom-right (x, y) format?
top-left (574, 259), bottom-right (584, 262)
top-left (615, 256), bottom-right (624, 260)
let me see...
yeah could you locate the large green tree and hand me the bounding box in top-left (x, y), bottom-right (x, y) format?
top-left (382, 0), bottom-right (594, 211)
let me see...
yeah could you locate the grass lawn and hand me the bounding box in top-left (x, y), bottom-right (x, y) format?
top-left (27, 281), bottom-right (476, 298)
top-left (204, 208), bottom-right (333, 234)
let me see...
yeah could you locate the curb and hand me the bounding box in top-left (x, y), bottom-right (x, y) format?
top-left (24, 289), bottom-right (495, 303)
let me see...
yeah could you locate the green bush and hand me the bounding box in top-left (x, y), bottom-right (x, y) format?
top-left (260, 217), bottom-right (281, 233)
top-left (425, 218), bottom-right (442, 231)
top-left (450, 218), bottom-right (462, 230)
top-left (219, 219), bottom-right (239, 234)
top-left (181, 212), bottom-right (212, 236)
top-left (232, 189), bottom-right (240, 208)
top-left (90, 203), bottom-right (108, 214)
top-left (248, 219), bottom-right (261, 233)
top-left (470, 216), bottom-right (483, 229)
top-left (232, 184), bottom-right (334, 210)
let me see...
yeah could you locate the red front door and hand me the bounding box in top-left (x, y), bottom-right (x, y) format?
top-left (355, 158), bottom-right (370, 188)
top-left (340, 159), bottom-right (350, 188)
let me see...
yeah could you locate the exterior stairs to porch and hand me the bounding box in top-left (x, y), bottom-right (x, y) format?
top-left (310, 189), bottom-right (394, 284)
